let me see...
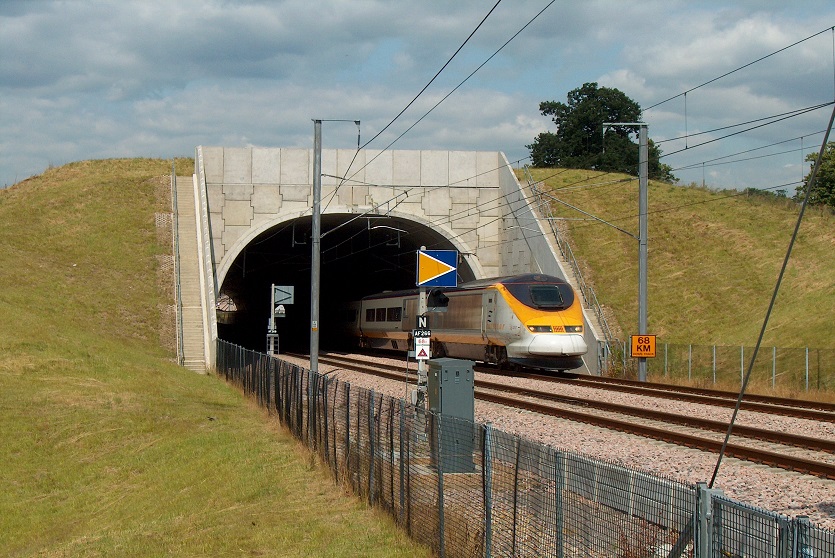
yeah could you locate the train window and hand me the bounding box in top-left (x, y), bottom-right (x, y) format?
top-left (376, 308), bottom-right (386, 322)
top-left (387, 307), bottom-right (401, 322)
top-left (530, 286), bottom-right (564, 308)
top-left (505, 282), bottom-right (574, 310)
top-left (366, 308), bottom-right (376, 322)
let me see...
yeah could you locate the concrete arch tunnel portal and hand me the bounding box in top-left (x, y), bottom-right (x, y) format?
top-left (216, 212), bottom-right (478, 352)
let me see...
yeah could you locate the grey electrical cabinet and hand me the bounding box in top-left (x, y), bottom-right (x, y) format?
top-left (427, 358), bottom-right (475, 473)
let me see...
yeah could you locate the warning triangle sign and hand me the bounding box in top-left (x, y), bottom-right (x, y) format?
top-left (417, 251), bottom-right (457, 286)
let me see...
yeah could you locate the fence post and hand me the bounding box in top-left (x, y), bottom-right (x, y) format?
top-left (399, 399), bottom-right (405, 526)
top-left (623, 340), bottom-right (627, 375)
top-left (368, 390), bottom-right (375, 506)
top-left (435, 414), bottom-right (445, 558)
top-left (694, 482), bottom-right (724, 558)
top-left (773, 346), bottom-right (777, 389)
top-left (688, 344), bottom-right (692, 381)
top-left (713, 345), bottom-right (716, 385)
top-left (664, 343), bottom-right (668, 378)
top-left (805, 347), bottom-right (809, 392)
top-left (512, 438), bottom-right (521, 557)
top-left (555, 449), bottom-right (565, 558)
top-left (793, 516), bottom-right (812, 558)
top-left (483, 423), bottom-right (493, 558)
top-left (741, 345), bottom-right (745, 386)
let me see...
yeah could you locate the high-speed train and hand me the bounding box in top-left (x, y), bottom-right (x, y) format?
top-left (344, 274), bottom-right (588, 371)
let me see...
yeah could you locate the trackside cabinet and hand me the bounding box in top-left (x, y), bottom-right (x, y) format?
top-left (428, 358), bottom-right (475, 473)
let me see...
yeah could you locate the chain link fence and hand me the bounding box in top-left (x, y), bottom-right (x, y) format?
top-left (216, 340), bottom-right (833, 557)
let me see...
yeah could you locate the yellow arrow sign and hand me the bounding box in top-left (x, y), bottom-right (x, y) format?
top-left (418, 251), bottom-right (457, 286)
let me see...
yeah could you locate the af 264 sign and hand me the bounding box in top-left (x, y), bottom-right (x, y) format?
top-left (631, 335), bottom-right (657, 358)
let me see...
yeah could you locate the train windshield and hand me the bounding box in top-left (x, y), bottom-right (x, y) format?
top-left (504, 282), bottom-right (574, 310)
top-left (530, 286), bottom-right (564, 308)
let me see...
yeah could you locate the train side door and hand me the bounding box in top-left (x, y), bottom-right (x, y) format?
top-left (482, 291), bottom-right (496, 339)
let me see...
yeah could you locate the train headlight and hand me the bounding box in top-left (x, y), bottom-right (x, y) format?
top-left (564, 325), bottom-right (583, 333)
top-left (528, 325), bottom-right (552, 332)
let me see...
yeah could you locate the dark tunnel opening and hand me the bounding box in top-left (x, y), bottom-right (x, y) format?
top-left (216, 214), bottom-right (476, 353)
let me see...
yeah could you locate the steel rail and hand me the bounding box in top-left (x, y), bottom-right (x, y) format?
top-left (474, 388), bottom-right (835, 481)
top-left (474, 377), bottom-right (835, 454)
top-left (308, 352), bottom-right (835, 479)
top-left (497, 369), bottom-right (835, 422)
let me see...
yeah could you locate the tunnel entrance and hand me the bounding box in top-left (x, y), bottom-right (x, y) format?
top-left (216, 214), bottom-right (476, 352)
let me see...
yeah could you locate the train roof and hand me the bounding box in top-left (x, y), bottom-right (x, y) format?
top-left (359, 273), bottom-right (569, 301)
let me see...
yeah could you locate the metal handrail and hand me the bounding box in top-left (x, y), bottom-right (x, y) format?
top-left (171, 163), bottom-right (185, 366)
top-left (523, 165), bottom-right (619, 371)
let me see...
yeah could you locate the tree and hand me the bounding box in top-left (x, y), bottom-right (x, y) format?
top-left (527, 82), bottom-right (676, 182)
top-left (794, 141), bottom-right (835, 209)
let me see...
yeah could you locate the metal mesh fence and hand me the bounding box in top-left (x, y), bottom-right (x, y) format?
top-left (216, 340), bottom-right (832, 557)
top-left (606, 341), bottom-right (835, 394)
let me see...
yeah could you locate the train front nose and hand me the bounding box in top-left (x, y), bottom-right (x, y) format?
top-left (526, 333), bottom-right (587, 356)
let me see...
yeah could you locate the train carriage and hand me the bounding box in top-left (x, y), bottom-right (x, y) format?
top-left (346, 274), bottom-right (588, 371)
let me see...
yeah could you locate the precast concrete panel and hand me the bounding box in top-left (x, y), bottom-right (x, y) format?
top-left (223, 183), bottom-right (253, 201)
top-left (252, 184), bottom-right (282, 213)
top-left (477, 189), bottom-right (500, 216)
top-left (450, 204), bottom-right (480, 229)
top-left (423, 189), bottom-right (451, 216)
top-left (449, 151), bottom-right (478, 186)
top-left (203, 147), bottom-right (224, 184)
top-left (222, 200), bottom-right (253, 226)
top-left (337, 148), bottom-right (364, 185)
top-left (280, 185), bottom-right (310, 203)
top-left (364, 150), bottom-right (393, 186)
top-left (223, 148), bottom-right (252, 184)
top-left (222, 225), bottom-right (250, 251)
top-left (476, 152), bottom-right (500, 188)
top-left (252, 148), bottom-right (281, 184)
top-left (392, 151), bottom-right (421, 186)
top-left (280, 200), bottom-right (310, 215)
top-left (351, 185), bottom-right (370, 206)
top-left (321, 149), bottom-right (338, 186)
top-left (420, 151), bottom-right (449, 186)
top-left (280, 149), bottom-right (310, 184)
top-left (207, 184), bottom-right (224, 213)
top-left (450, 187), bottom-right (477, 205)
top-left (478, 242), bottom-right (500, 269)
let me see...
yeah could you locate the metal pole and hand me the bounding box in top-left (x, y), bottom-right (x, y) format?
top-left (311, 119), bottom-right (322, 374)
top-left (417, 245), bottom-right (428, 409)
top-left (637, 124), bottom-right (649, 382)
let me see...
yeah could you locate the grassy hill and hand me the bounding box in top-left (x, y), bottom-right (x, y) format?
top-left (521, 168), bottom-right (835, 350)
top-left (0, 160), bottom-right (429, 557)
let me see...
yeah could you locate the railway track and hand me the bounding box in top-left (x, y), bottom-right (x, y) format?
top-left (297, 352), bottom-right (835, 480)
top-left (497, 368), bottom-right (835, 422)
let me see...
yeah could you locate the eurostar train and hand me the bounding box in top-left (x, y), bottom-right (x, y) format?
top-left (345, 274), bottom-right (588, 371)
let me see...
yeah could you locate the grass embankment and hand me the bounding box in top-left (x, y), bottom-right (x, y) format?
top-left (523, 168), bottom-right (835, 397)
top-left (0, 160), bottom-right (430, 557)
top-left (523, 168), bottom-right (835, 350)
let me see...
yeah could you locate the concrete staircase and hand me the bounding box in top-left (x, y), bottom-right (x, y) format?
top-left (174, 175), bottom-right (208, 373)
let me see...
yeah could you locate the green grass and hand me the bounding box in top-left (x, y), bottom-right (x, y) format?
top-left (0, 160), bottom-right (430, 557)
top-left (521, 168), bottom-right (835, 350)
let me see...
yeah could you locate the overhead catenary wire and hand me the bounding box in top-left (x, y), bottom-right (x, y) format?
top-left (708, 101), bottom-right (835, 489)
top-left (341, 0), bottom-right (557, 189)
top-left (644, 26), bottom-right (835, 112)
top-left (323, 0), bottom-right (505, 208)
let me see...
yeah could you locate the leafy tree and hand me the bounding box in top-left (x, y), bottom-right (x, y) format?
top-left (528, 82), bottom-right (676, 182)
top-left (794, 142), bottom-right (835, 209)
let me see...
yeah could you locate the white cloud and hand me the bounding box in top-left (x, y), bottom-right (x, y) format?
top-left (2, 0), bottom-right (834, 190)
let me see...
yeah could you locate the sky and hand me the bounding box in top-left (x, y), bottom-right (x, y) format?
top-left (2, 1), bottom-right (834, 192)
